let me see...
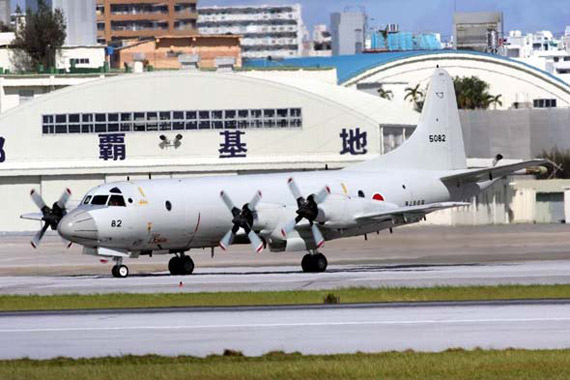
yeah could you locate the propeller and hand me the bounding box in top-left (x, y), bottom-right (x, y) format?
top-left (219, 190), bottom-right (265, 253)
top-left (29, 188), bottom-right (72, 248)
top-left (281, 177), bottom-right (330, 249)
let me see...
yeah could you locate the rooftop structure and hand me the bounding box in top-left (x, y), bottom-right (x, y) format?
top-left (96, 0), bottom-right (198, 45)
top-left (453, 12), bottom-right (503, 53)
top-left (197, 4), bottom-right (303, 59)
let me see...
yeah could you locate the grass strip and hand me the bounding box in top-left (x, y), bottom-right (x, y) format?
top-left (2, 349), bottom-right (570, 380)
top-left (1, 284), bottom-right (570, 312)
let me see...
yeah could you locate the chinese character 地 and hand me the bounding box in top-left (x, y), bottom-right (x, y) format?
top-left (99, 133), bottom-right (126, 161)
top-left (340, 128), bottom-right (367, 155)
top-left (0, 136), bottom-right (5, 163)
top-left (219, 130), bottom-right (247, 158)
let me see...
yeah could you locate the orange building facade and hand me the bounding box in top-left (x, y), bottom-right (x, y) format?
top-left (96, 0), bottom-right (198, 44)
top-left (112, 35), bottom-right (242, 69)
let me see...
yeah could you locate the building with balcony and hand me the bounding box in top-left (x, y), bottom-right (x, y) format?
top-left (96, 0), bottom-right (198, 45)
top-left (197, 4), bottom-right (304, 59)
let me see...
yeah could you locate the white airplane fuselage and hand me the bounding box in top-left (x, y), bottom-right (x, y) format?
top-left (59, 168), bottom-right (483, 255)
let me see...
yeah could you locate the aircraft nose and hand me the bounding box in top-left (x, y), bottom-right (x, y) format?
top-left (58, 210), bottom-right (98, 243)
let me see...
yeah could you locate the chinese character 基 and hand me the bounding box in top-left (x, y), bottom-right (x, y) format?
top-left (340, 128), bottom-right (367, 155)
top-left (99, 133), bottom-right (126, 161)
top-left (0, 136), bottom-right (5, 163)
top-left (219, 130), bottom-right (247, 158)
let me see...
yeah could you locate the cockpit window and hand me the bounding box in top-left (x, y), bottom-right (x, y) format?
top-left (91, 195), bottom-right (109, 205)
top-left (83, 195), bottom-right (92, 205)
top-left (108, 195), bottom-right (126, 207)
top-left (109, 187), bottom-right (122, 194)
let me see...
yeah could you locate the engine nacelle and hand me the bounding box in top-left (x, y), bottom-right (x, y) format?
top-left (319, 195), bottom-right (399, 228)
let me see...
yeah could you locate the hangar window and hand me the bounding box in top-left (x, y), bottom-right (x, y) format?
top-left (42, 108), bottom-right (303, 135)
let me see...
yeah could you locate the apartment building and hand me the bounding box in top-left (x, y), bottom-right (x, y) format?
top-left (96, 0), bottom-right (198, 44)
top-left (197, 4), bottom-right (304, 59)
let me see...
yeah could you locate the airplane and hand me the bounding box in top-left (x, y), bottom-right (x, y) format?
top-left (21, 68), bottom-right (545, 278)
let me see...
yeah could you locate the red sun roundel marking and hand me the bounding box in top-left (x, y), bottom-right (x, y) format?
top-left (372, 193), bottom-right (384, 201)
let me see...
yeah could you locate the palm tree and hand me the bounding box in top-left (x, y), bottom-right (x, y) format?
top-left (453, 76), bottom-right (494, 110)
top-left (487, 94), bottom-right (503, 110)
top-left (377, 87), bottom-right (393, 101)
top-left (404, 84), bottom-right (424, 112)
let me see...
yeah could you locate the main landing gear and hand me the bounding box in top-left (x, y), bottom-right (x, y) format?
top-left (301, 252), bottom-right (328, 273)
top-left (111, 257), bottom-right (129, 278)
top-left (168, 253), bottom-right (195, 275)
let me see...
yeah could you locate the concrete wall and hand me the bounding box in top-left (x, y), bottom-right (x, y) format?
top-left (459, 108), bottom-right (570, 160)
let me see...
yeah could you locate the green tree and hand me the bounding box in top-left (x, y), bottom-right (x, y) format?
top-left (538, 147), bottom-right (570, 179)
top-left (13, 0), bottom-right (66, 71)
top-left (404, 83), bottom-right (424, 112)
top-left (453, 76), bottom-right (501, 110)
top-left (377, 87), bottom-right (393, 101)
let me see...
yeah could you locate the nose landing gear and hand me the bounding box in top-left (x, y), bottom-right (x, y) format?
top-left (168, 253), bottom-right (194, 275)
top-left (111, 257), bottom-right (129, 278)
top-left (301, 252), bottom-right (328, 273)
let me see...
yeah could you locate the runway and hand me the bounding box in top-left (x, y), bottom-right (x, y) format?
top-left (2, 259), bottom-right (570, 295)
top-left (1, 300), bottom-right (569, 359)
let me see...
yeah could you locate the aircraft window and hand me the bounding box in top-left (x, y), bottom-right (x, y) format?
top-left (128, 198), bottom-right (133, 203)
top-left (83, 195), bottom-right (92, 204)
top-left (109, 195), bottom-right (126, 207)
top-left (109, 187), bottom-right (122, 194)
top-left (91, 195), bottom-right (109, 205)
top-left (358, 190), bottom-right (365, 198)
top-left (165, 200), bottom-right (172, 211)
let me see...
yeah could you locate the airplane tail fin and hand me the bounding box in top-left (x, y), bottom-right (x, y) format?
top-left (349, 68), bottom-right (467, 171)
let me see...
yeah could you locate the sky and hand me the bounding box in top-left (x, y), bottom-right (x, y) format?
top-left (199, 0), bottom-right (570, 38)
top-left (13, 0), bottom-right (570, 39)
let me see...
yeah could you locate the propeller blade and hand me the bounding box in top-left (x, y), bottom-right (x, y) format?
top-left (247, 190), bottom-right (262, 211)
top-left (220, 191), bottom-right (236, 212)
top-left (56, 188), bottom-right (72, 209)
top-left (287, 177), bottom-right (303, 203)
top-left (314, 185), bottom-right (331, 204)
top-left (30, 189), bottom-right (47, 210)
top-left (219, 230), bottom-right (234, 251)
top-left (248, 230), bottom-right (264, 254)
top-left (31, 223), bottom-right (49, 249)
top-left (280, 218), bottom-right (298, 238)
top-left (311, 224), bottom-right (325, 249)
top-left (20, 212), bottom-right (44, 221)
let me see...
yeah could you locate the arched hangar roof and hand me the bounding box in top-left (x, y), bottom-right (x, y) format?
top-left (245, 50), bottom-right (570, 92)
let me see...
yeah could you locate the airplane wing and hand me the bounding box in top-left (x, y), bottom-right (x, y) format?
top-left (20, 212), bottom-right (44, 221)
top-left (355, 201), bottom-right (470, 222)
top-left (440, 159), bottom-right (547, 184)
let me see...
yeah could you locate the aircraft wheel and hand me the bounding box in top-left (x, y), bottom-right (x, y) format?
top-left (168, 256), bottom-right (182, 275)
top-left (112, 264), bottom-right (129, 278)
top-left (180, 256), bottom-right (195, 275)
top-left (301, 254), bottom-right (313, 272)
top-left (313, 253), bottom-right (328, 273)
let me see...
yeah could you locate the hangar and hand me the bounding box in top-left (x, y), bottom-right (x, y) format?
top-left (0, 70), bottom-right (419, 231)
top-left (246, 50), bottom-right (570, 111)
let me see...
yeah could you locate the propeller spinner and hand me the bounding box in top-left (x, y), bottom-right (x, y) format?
top-left (29, 188), bottom-right (72, 248)
top-left (281, 177), bottom-right (330, 249)
top-left (219, 190), bottom-right (265, 254)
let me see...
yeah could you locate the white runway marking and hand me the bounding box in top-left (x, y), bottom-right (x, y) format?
top-left (1, 317), bottom-right (570, 334)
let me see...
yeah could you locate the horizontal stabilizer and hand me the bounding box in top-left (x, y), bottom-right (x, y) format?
top-left (440, 159), bottom-right (547, 184)
top-left (20, 212), bottom-right (44, 221)
top-left (356, 202), bottom-right (470, 222)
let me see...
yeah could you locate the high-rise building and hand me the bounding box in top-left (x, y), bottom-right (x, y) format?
top-left (330, 10), bottom-right (367, 56)
top-left (96, 0), bottom-right (198, 45)
top-left (453, 12), bottom-right (503, 53)
top-left (25, 0), bottom-right (97, 46)
top-left (0, 0), bottom-right (9, 25)
top-left (197, 4), bottom-right (304, 59)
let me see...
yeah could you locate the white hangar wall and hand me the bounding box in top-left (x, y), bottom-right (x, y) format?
top-left (0, 71), bottom-right (419, 231)
top-left (346, 52), bottom-right (570, 111)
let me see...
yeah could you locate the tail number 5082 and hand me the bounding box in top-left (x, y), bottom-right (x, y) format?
top-left (429, 134), bottom-right (446, 143)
